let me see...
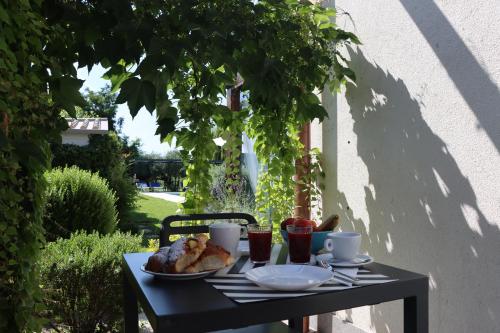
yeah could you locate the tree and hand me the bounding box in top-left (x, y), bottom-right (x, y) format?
top-left (121, 135), bottom-right (142, 165)
top-left (81, 85), bottom-right (121, 131)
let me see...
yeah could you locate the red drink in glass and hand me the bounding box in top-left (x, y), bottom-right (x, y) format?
top-left (247, 224), bottom-right (272, 263)
top-left (287, 225), bottom-right (312, 264)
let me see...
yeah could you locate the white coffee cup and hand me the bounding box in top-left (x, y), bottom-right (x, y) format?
top-left (209, 222), bottom-right (242, 257)
top-left (324, 232), bottom-right (361, 261)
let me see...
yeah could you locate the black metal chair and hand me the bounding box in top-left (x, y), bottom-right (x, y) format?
top-left (160, 212), bottom-right (258, 246)
top-left (159, 212), bottom-right (298, 333)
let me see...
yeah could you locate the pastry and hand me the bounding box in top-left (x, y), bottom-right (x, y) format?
top-left (184, 241), bottom-right (235, 273)
top-left (165, 234), bottom-right (208, 273)
top-left (145, 252), bottom-right (168, 273)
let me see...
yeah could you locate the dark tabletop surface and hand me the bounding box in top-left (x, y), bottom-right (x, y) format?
top-left (123, 252), bottom-right (427, 332)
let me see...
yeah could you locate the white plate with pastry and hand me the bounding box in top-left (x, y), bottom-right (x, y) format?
top-left (142, 235), bottom-right (235, 280)
top-left (140, 263), bottom-right (217, 280)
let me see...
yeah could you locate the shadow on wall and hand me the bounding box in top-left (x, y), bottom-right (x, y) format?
top-left (399, 0), bottom-right (500, 151)
top-left (334, 49), bottom-right (500, 333)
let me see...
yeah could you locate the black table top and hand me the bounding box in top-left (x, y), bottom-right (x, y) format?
top-left (123, 252), bottom-right (427, 332)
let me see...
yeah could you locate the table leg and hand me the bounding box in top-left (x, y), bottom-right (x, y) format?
top-left (289, 317), bottom-right (304, 333)
top-left (404, 285), bottom-right (428, 333)
top-left (123, 273), bottom-right (139, 333)
top-left (303, 316), bottom-right (309, 333)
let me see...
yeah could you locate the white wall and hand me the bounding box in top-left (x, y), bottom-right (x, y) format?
top-left (61, 133), bottom-right (90, 146)
top-left (318, 0), bottom-right (500, 332)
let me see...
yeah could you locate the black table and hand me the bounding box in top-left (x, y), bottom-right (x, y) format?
top-left (123, 252), bottom-right (428, 333)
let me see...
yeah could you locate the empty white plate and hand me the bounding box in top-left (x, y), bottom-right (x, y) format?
top-left (245, 265), bottom-right (333, 291)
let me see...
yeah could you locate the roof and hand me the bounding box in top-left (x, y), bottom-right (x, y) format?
top-left (65, 118), bottom-right (109, 134)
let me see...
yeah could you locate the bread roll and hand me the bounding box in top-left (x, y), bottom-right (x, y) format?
top-left (184, 241), bottom-right (235, 273)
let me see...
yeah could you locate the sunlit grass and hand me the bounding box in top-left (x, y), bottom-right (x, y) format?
top-left (129, 194), bottom-right (179, 247)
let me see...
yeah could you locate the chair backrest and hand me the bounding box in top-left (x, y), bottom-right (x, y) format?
top-left (160, 212), bottom-right (258, 246)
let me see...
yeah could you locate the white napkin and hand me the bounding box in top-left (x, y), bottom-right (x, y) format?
top-left (332, 267), bottom-right (359, 287)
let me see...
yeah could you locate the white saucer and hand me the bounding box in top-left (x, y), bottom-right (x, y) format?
top-left (316, 253), bottom-right (373, 267)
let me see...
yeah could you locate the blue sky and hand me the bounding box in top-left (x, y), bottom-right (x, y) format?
top-left (77, 65), bottom-right (174, 154)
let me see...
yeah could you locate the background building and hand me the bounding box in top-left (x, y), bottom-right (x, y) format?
top-left (62, 118), bottom-right (109, 146)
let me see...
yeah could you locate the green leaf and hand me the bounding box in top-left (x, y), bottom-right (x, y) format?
top-left (141, 81), bottom-right (156, 112)
top-left (115, 77), bottom-right (139, 104)
top-left (51, 76), bottom-right (86, 114)
top-left (116, 78), bottom-right (156, 116)
top-left (0, 5), bottom-right (11, 24)
top-left (319, 22), bottom-right (334, 30)
top-left (313, 13), bottom-right (330, 24)
top-left (156, 117), bottom-right (176, 140)
top-left (135, 55), bottom-right (162, 79)
top-left (103, 65), bottom-right (131, 92)
top-left (343, 67), bottom-right (356, 81)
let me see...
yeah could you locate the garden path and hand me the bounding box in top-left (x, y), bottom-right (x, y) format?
top-left (141, 191), bottom-right (185, 203)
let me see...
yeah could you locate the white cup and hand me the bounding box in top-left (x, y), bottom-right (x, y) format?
top-left (209, 222), bottom-right (242, 257)
top-left (324, 232), bottom-right (361, 261)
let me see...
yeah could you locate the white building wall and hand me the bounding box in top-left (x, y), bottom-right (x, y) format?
top-left (317, 0), bottom-right (500, 332)
top-left (61, 133), bottom-right (90, 146)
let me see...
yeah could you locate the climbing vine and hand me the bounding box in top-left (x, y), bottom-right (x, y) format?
top-left (0, 1), bottom-right (82, 330)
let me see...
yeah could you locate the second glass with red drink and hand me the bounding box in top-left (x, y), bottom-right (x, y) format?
top-left (247, 224), bottom-right (272, 263)
top-left (287, 224), bottom-right (313, 264)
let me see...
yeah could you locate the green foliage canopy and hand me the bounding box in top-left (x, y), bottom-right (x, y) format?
top-left (43, 0), bottom-right (359, 214)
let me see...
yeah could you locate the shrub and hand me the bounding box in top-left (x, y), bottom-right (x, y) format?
top-left (51, 133), bottom-right (138, 228)
top-left (44, 166), bottom-right (118, 240)
top-left (39, 231), bottom-right (142, 332)
top-left (108, 161), bottom-right (139, 231)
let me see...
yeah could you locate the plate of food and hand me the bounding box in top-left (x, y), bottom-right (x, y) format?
top-left (142, 235), bottom-right (235, 280)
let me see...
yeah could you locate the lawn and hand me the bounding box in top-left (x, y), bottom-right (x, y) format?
top-left (129, 194), bottom-right (179, 245)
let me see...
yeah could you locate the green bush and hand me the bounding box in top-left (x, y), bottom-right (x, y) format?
top-left (39, 231), bottom-right (142, 332)
top-left (108, 161), bottom-right (139, 231)
top-left (44, 166), bottom-right (118, 240)
top-left (51, 133), bottom-right (138, 228)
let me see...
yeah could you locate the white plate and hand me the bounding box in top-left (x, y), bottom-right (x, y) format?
top-left (140, 264), bottom-right (217, 280)
top-left (245, 265), bottom-right (333, 291)
top-left (316, 253), bottom-right (374, 267)
top-left (141, 246), bottom-right (218, 280)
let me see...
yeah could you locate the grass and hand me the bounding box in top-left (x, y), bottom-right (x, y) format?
top-left (129, 194), bottom-right (179, 245)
